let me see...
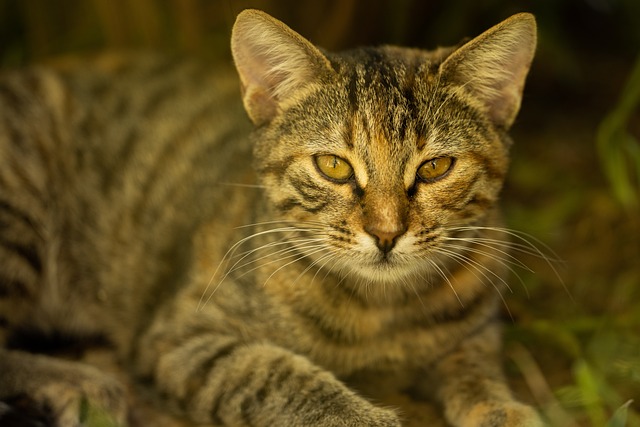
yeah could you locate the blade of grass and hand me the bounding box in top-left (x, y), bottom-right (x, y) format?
top-left (574, 359), bottom-right (607, 427)
top-left (607, 400), bottom-right (633, 427)
top-left (596, 56), bottom-right (640, 209)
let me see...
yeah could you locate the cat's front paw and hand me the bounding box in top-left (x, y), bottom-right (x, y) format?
top-left (327, 404), bottom-right (401, 427)
top-left (30, 376), bottom-right (128, 427)
top-left (461, 401), bottom-right (544, 427)
top-left (295, 392), bottom-right (401, 427)
top-left (355, 406), bottom-right (402, 427)
top-left (0, 350), bottom-right (128, 427)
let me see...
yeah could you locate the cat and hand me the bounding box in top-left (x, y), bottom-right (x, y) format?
top-left (0, 8), bottom-right (543, 427)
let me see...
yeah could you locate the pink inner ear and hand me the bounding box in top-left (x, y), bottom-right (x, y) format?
top-left (484, 41), bottom-right (535, 127)
top-left (232, 39), bottom-right (281, 125)
top-left (244, 86), bottom-right (278, 126)
top-left (231, 10), bottom-right (334, 126)
top-left (439, 14), bottom-right (536, 129)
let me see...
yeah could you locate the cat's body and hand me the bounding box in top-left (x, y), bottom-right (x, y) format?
top-left (0, 10), bottom-right (542, 427)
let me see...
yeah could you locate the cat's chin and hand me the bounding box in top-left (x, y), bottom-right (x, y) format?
top-left (337, 258), bottom-right (426, 286)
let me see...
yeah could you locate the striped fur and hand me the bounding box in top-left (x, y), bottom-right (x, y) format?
top-left (0, 9), bottom-right (541, 427)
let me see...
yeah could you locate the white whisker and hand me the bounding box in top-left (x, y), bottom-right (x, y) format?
top-left (443, 236), bottom-right (534, 272)
top-left (295, 251), bottom-right (337, 287)
top-left (226, 241), bottom-right (326, 277)
top-left (426, 257), bottom-right (463, 307)
top-left (443, 241), bottom-right (532, 298)
top-left (234, 219), bottom-right (326, 230)
top-left (198, 222), bottom-right (328, 311)
top-left (437, 245), bottom-right (510, 290)
top-left (434, 246), bottom-right (514, 320)
top-left (448, 225), bottom-right (568, 297)
top-left (261, 246), bottom-right (330, 287)
top-left (231, 237), bottom-right (327, 262)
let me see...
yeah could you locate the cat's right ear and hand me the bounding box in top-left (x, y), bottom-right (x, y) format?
top-left (231, 9), bottom-right (334, 126)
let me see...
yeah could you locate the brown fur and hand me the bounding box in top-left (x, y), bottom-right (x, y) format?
top-left (0, 9), bottom-right (541, 427)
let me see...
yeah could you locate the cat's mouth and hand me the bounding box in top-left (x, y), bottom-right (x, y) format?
top-left (337, 251), bottom-right (421, 284)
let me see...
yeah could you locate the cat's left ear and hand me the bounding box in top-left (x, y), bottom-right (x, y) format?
top-left (439, 13), bottom-right (537, 129)
top-left (231, 9), bottom-right (335, 126)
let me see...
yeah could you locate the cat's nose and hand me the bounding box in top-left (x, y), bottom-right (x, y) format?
top-left (365, 225), bottom-right (406, 254)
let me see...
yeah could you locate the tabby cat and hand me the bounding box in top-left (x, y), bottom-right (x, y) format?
top-left (0, 9), bottom-right (542, 427)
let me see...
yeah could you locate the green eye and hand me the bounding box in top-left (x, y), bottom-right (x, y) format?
top-left (315, 155), bottom-right (354, 182)
top-left (417, 157), bottom-right (454, 182)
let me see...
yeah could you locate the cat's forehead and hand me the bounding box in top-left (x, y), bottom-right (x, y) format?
top-left (330, 45), bottom-right (448, 79)
top-left (327, 47), bottom-right (452, 153)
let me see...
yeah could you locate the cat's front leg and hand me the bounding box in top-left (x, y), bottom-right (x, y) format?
top-left (0, 349), bottom-right (128, 427)
top-left (143, 335), bottom-right (400, 427)
top-left (431, 322), bottom-right (544, 427)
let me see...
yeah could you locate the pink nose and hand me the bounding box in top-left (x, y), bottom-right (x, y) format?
top-left (364, 225), bottom-right (406, 254)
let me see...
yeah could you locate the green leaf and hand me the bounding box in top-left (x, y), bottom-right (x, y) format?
top-left (596, 55), bottom-right (640, 209)
top-left (607, 400), bottom-right (633, 427)
top-left (574, 360), bottom-right (607, 426)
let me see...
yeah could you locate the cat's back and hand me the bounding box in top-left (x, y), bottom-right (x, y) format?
top-left (0, 52), bottom-right (253, 341)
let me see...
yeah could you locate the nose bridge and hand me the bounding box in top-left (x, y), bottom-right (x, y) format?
top-left (364, 184), bottom-right (406, 229)
top-left (362, 180), bottom-right (408, 252)
top-left (362, 132), bottom-right (408, 228)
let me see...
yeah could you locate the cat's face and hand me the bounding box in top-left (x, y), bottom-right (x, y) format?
top-left (232, 10), bottom-right (535, 284)
top-left (252, 47), bottom-right (509, 283)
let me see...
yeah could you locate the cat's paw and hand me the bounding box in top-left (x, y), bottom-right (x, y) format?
top-left (350, 406), bottom-right (402, 427)
top-left (301, 396), bottom-right (401, 427)
top-left (0, 351), bottom-right (128, 427)
top-left (326, 405), bottom-right (401, 427)
top-left (30, 375), bottom-right (128, 427)
top-left (461, 401), bottom-right (544, 427)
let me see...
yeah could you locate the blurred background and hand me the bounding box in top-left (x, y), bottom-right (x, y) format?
top-left (1, 0), bottom-right (638, 426)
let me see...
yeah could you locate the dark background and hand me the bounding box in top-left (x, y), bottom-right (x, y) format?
top-left (1, 1), bottom-right (638, 425)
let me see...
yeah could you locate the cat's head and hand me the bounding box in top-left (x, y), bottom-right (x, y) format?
top-left (231, 10), bottom-right (536, 284)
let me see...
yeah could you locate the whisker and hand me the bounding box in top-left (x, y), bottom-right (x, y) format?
top-left (460, 236), bottom-right (552, 257)
top-left (450, 226), bottom-right (563, 262)
top-left (200, 243), bottom-right (330, 310)
top-left (449, 225), bottom-right (569, 298)
top-left (443, 236), bottom-right (534, 272)
top-left (443, 241), bottom-right (532, 298)
top-left (437, 246), bottom-right (512, 291)
top-left (233, 218), bottom-right (327, 230)
top-left (296, 251), bottom-right (337, 287)
top-left (402, 272), bottom-right (428, 311)
top-left (426, 257), bottom-right (463, 307)
top-left (230, 242), bottom-right (328, 282)
top-left (261, 246), bottom-right (330, 287)
top-left (434, 247), bottom-right (514, 320)
top-left (198, 224), bottom-right (326, 311)
top-left (231, 236), bottom-right (327, 261)
top-left (225, 241), bottom-right (327, 280)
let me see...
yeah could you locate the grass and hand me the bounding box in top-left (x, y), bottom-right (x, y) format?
top-left (597, 56), bottom-right (640, 210)
top-left (504, 118), bottom-right (640, 426)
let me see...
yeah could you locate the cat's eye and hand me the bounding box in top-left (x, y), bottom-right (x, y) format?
top-left (417, 157), bottom-right (454, 182)
top-left (314, 155), bottom-right (354, 182)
